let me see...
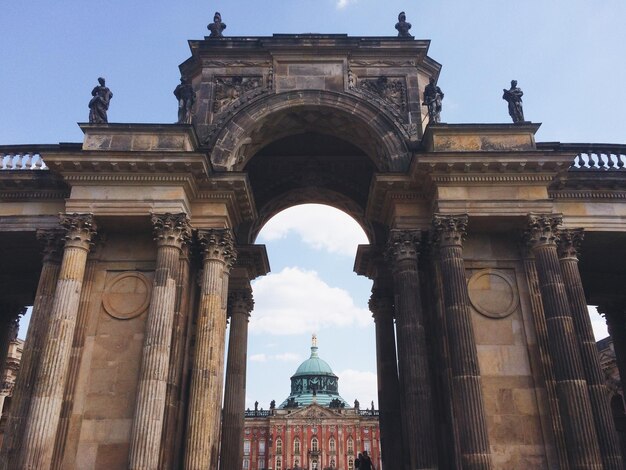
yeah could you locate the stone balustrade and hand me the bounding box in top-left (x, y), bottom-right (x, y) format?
top-left (538, 143), bottom-right (626, 170)
top-left (0, 147), bottom-right (50, 170)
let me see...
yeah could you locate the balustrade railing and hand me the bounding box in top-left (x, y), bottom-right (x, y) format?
top-left (538, 143), bottom-right (626, 170)
top-left (0, 146), bottom-right (52, 170)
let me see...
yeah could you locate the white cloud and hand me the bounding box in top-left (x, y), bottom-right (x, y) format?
top-left (249, 353), bottom-right (267, 363)
top-left (337, 369), bottom-right (377, 408)
top-left (336, 0), bottom-right (357, 9)
top-left (250, 267), bottom-right (372, 335)
top-left (258, 204), bottom-right (368, 257)
top-left (588, 306), bottom-right (609, 341)
top-left (274, 352), bottom-right (302, 362)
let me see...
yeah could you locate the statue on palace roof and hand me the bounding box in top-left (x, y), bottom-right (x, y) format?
top-left (395, 11), bottom-right (413, 38)
top-left (174, 77), bottom-right (196, 124)
top-left (503, 79), bottom-right (525, 123)
top-left (208, 12), bottom-right (226, 38)
top-left (88, 77), bottom-right (113, 124)
top-left (423, 77), bottom-right (444, 124)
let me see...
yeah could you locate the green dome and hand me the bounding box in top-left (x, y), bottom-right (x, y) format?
top-left (279, 335), bottom-right (349, 409)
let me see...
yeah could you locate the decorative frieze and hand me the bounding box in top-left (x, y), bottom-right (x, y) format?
top-left (357, 76), bottom-right (406, 113)
top-left (214, 76), bottom-right (264, 114)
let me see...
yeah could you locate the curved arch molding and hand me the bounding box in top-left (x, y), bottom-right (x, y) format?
top-left (102, 271), bottom-right (152, 320)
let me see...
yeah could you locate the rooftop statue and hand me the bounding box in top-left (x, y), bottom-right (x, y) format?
top-left (395, 11), bottom-right (413, 38)
top-left (88, 77), bottom-right (113, 124)
top-left (208, 12), bottom-right (226, 38)
top-left (503, 79), bottom-right (525, 123)
top-left (423, 77), bottom-right (444, 123)
top-left (173, 77), bottom-right (196, 124)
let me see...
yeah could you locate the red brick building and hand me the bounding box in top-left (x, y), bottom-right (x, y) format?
top-left (243, 337), bottom-right (381, 470)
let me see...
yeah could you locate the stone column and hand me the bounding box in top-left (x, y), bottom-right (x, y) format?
top-left (219, 284), bottom-right (253, 470)
top-left (525, 213), bottom-right (603, 468)
top-left (19, 213), bottom-right (97, 470)
top-left (184, 229), bottom-right (236, 470)
top-left (0, 229), bottom-right (63, 470)
top-left (558, 229), bottom-right (623, 469)
top-left (432, 214), bottom-right (493, 470)
top-left (128, 213), bottom-right (190, 470)
top-left (0, 311), bottom-right (21, 391)
top-left (599, 302), bottom-right (626, 393)
top-left (385, 229), bottom-right (438, 470)
top-left (369, 279), bottom-right (404, 470)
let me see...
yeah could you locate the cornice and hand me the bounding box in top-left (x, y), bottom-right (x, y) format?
top-left (549, 190), bottom-right (626, 200)
top-left (431, 174), bottom-right (555, 184)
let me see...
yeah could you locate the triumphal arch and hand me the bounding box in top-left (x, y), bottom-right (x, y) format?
top-left (1, 14), bottom-right (626, 470)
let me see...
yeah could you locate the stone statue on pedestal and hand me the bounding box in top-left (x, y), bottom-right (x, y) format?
top-left (395, 12), bottom-right (413, 38)
top-left (423, 77), bottom-right (444, 123)
top-left (88, 77), bottom-right (113, 124)
top-left (503, 80), bottom-right (525, 123)
top-left (208, 12), bottom-right (226, 38)
top-left (173, 77), bottom-right (196, 124)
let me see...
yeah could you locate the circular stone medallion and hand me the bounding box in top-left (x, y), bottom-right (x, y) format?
top-left (467, 269), bottom-right (518, 319)
top-left (102, 272), bottom-right (151, 320)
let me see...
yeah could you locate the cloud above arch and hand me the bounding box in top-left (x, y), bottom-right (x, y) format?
top-left (258, 204), bottom-right (368, 257)
top-left (250, 267), bottom-right (372, 335)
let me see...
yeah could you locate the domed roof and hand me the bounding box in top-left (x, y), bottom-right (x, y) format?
top-left (293, 339), bottom-right (336, 377)
top-left (279, 334), bottom-right (348, 409)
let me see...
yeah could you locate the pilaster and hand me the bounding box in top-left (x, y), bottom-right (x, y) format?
top-left (19, 213), bottom-right (97, 470)
top-left (432, 214), bottom-right (493, 470)
top-left (525, 213), bottom-right (602, 468)
top-left (128, 213), bottom-right (190, 470)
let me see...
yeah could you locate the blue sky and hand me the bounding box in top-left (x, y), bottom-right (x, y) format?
top-left (4, 1), bottom-right (625, 409)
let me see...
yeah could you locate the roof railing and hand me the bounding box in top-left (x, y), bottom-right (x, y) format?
top-left (0, 145), bottom-right (59, 170)
top-left (538, 143), bottom-right (626, 170)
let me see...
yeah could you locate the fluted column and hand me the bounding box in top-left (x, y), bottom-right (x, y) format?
top-left (19, 213), bottom-right (97, 470)
top-left (0, 229), bottom-right (63, 470)
top-left (599, 302), bottom-right (626, 393)
top-left (0, 310), bottom-right (21, 390)
top-left (385, 229), bottom-right (438, 470)
top-left (184, 229), bottom-right (236, 470)
top-left (432, 214), bottom-right (492, 470)
top-left (219, 284), bottom-right (253, 470)
top-left (558, 229), bottom-right (623, 468)
top-left (525, 214), bottom-right (602, 469)
top-left (128, 213), bottom-right (190, 470)
top-left (369, 280), bottom-right (404, 470)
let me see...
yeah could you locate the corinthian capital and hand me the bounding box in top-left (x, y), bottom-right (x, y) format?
top-left (557, 228), bottom-right (584, 260)
top-left (197, 228), bottom-right (237, 268)
top-left (60, 213), bottom-right (97, 250)
top-left (36, 228), bottom-right (66, 263)
top-left (151, 213), bottom-right (191, 249)
top-left (432, 214), bottom-right (468, 248)
top-left (228, 288), bottom-right (254, 316)
top-left (524, 213), bottom-right (563, 248)
top-left (385, 229), bottom-right (421, 266)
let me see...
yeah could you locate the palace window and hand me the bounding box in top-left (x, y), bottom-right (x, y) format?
top-left (294, 437), bottom-right (301, 454)
top-left (258, 458), bottom-right (265, 469)
top-left (259, 440), bottom-right (266, 454)
top-left (347, 437), bottom-right (354, 453)
top-left (311, 437), bottom-right (319, 452)
top-left (275, 457), bottom-right (282, 470)
top-left (364, 440), bottom-right (371, 452)
top-left (329, 437), bottom-right (336, 452)
top-left (348, 457), bottom-right (354, 469)
top-left (244, 440), bottom-right (251, 455)
top-left (276, 437), bottom-right (283, 454)
top-left (243, 459), bottom-right (250, 469)
top-left (312, 458), bottom-right (319, 469)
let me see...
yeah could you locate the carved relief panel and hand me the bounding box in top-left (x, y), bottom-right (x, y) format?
top-left (213, 76), bottom-right (264, 113)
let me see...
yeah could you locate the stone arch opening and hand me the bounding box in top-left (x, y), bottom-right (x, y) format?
top-left (208, 90), bottom-right (412, 173)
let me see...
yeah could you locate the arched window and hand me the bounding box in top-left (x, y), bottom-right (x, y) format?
top-left (329, 437), bottom-right (336, 452)
top-left (276, 437), bottom-right (283, 454)
top-left (347, 436), bottom-right (354, 453)
top-left (259, 440), bottom-right (266, 454)
top-left (243, 459), bottom-right (250, 469)
top-left (294, 437), bottom-right (301, 454)
top-left (312, 458), bottom-right (319, 469)
top-left (275, 456), bottom-right (282, 470)
top-left (311, 436), bottom-right (319, 452)
top-left (244, 440), bottom-right (251, 455)
top-left (348, 457), bottom-right (354, 470)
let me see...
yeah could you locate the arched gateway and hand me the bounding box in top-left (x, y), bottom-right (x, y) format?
top-left (1, 22), bottom-right (626, 470)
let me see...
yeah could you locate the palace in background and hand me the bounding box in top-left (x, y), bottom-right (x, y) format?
top-left (2, 11), bottom-right (626, 470)
top-left (242, 337), bottom-right (380, 470)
